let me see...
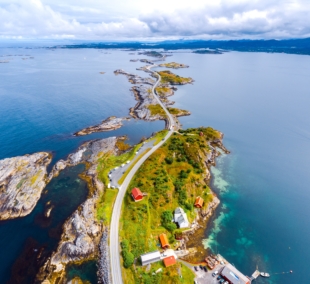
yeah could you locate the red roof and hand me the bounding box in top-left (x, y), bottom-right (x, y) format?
top-left (194, 196), bottom-right (204, 208)
top-left (159, 233), bottom-right (170, 249)
top-left (163, 256), bottom-right (176, 267)
top-left (131, 187), bottom-right (143, 201)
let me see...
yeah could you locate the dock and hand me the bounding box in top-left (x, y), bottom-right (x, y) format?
top-left (250, 270), bottom-right (260, 282)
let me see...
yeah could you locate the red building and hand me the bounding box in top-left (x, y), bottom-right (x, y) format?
top-left (131, 187), bottom-right (143, 202)
top-left (163, 256), bottom-right (176, 267)
top-left (159, 233), bottom-right (170, 249)
top-left (194, 196), bottom-right (204, 208)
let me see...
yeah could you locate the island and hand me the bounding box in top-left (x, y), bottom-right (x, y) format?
top-left (73, 116), bottom-right (129, 136)
top-left (120, 127), bottom-right (229, 283)
top-left (159, 62), bottom-right (189, 69)
top-left (0, 152), bottom-right (52, 220)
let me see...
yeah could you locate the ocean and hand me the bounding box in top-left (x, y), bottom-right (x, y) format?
top-left (1, 47), bottom-right (310, 283)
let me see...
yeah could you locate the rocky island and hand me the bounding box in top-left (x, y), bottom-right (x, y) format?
top-left (159, 62), bottom-right (189, 69)
top-left (73, 116), bottom-right (129, 136)
top-left (0, 152), bottom-right (52, 220)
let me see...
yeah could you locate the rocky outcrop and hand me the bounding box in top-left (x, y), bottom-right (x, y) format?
top-left (73, 116), bottom-right (129, 136)
top-left (0, 152), bottom-right (52, 220)
top-left (37, 137), bottom-right (118, 282)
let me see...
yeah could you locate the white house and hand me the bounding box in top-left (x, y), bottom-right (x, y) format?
top-left (174, 207), bottom-right (189, 228)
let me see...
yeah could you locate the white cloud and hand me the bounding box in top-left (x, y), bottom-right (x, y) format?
top-left (0, 0), bottom-right (309, 39)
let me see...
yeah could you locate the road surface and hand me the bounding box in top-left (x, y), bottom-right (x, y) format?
top-left (109, 65), bottom-right (177, 284)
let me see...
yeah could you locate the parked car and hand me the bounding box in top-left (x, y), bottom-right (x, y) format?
top-left (219, 279), bottom-right (225, 284)
top-left (199, 265), bottom-right (203, 270)
top-left (194, 266), bottom-right (198, 271)
top-left (203, 266), bottom-right (207, 272)
top-left (217, 275), bottom-right (222, 280)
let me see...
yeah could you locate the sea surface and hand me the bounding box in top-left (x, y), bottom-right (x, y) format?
top-left (1, 47), bottom-right (310, 283)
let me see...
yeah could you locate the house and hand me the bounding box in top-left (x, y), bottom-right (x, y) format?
top-left (194, 196), bottom-right (204, 208)
top-left (221, 263), bottom-right (251, 284)
top-left (159, 233), bottom-right (170, 249)
top-left (174, 207), bottom-right (189, 228)
top-left (140, 251), bottom-right (161, 266)
top-left (131, 187), bottom-right (143, 202)
top-left (163, 256), bottom-right (176, 267)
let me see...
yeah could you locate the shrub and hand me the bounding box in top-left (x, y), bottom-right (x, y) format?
top-left (165, 157), bottom-right (173, 164)
top-left (122, 250), bottom-right (134, 268)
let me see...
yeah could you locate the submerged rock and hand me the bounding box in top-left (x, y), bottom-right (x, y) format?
top-left (0, 152), bottom-right (52, 220)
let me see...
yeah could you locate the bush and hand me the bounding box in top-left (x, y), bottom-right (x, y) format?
top-left (122, 250), bottom-right (135, 268)
top-left (165, 157), bottom-right (173, 164)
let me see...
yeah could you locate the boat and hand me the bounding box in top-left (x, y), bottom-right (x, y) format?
top-left (260, 272), bottom-right (270, 277)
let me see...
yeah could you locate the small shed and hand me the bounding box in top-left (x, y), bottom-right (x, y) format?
top-left (141, 251), bottom-right (161, 266)
top-left (159, 233), bottom-right (170, 249)
top-left (194, 196), bottom-right (204, 208)
top-left (131, 187), bottom-right (143, 202)
top-left (163, 256), bottom-right (176, 267)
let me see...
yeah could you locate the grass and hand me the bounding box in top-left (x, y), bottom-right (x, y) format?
top-left (147, 104), bottom-right (167, 117)
top-left (96, 189), bottom-right (118, 223)
top-left (120, 127), bottom-right (222, 283)
top-left (155, 86), bottom-right (172, 97)
top-left (158, 70), bottom-right (192, 85)
top-left (118, 148), bottom-right (151, 185)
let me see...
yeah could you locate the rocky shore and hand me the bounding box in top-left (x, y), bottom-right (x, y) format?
top-left (0, 152), bottom-right (52, 220)
top-left (37, 137), bottom-right (117, 283)
top-left (73, 116), bottom-right (129, 136)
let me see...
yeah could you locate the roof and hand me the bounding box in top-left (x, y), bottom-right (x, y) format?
top-left (159, 233), bottom-right (169, 248)
top-left (221, 263), bottom-right (250, 284)
top-left (163, 256), bottom-right (176, 267)
top-left (131, 187), bottom-right (143, 199)
top-left (140, 251), bottom-right (161, 262)
top-left (195, 196), bottom-right (204, 207)
top-left (175, 207), bottom-right (185, 215)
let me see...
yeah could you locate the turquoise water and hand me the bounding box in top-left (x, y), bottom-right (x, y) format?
top-left (1, 48), bottom-right (310, 283)
top-left (159, 51), bottom-right (310, 283)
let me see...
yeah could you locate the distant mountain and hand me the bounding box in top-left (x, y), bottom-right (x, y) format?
top-left (57, 38), bottom-right (310, 56)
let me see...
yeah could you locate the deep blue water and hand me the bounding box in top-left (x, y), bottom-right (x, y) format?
top-left (1, 48), bottom-right (310, 283)
top-left (0, 48), bottom-right (164, 283)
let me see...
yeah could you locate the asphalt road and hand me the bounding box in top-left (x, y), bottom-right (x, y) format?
top-left (109, 65), bottom-right (177, 284)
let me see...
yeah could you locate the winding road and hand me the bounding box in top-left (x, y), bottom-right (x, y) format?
top-left (109, 65), bottom-right (177, 284)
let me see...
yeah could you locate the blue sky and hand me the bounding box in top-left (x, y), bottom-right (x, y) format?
top-left (0, 0), bottom-right (310, 40)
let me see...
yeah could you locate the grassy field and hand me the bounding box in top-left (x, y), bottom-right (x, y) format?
top-left (120, 127), bottom-right (222, 283)
top-left (158, 70), bottom-right (193, 85)
top-left (96, 188), bottom-right (118, 223)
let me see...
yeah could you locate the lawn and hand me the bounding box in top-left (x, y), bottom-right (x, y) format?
top-left (120, 127), bottom-right (222, 283)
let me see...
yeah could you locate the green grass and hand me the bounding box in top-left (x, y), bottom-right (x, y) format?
top-left (147, 104), bottom-right (167, 117)
top-left (120, 127), bottom-right (221, 283)
top-left (159, 62), bottom-right (188, 69)
top-left (96, 189), bottom-right (118, 223)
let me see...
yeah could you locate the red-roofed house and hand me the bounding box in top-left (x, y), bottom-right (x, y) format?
top-left (194, 196), bottom-right (204, 208)
top-left (159, 233), bottom-right (170, 249)
top-left (163, 256), bottom-right (176, 267)
top-left (131, 188), bottom-right (143, 202)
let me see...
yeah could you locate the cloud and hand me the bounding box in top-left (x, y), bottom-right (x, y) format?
top-left (0, 0), bottom-right (310, 39)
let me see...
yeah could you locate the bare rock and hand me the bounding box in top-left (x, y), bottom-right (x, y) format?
top-left (0, 152), bottom-right (52, 220)
top-left (74, 116), bottom-right (129, 136)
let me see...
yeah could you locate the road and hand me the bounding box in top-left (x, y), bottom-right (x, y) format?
top-left (110, 65), bottom-right (177, 284)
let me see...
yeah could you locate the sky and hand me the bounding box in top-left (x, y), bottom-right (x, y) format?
top-left (0, 0), bottom-right (310, 40)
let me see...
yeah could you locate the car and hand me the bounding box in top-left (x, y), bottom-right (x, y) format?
top-left (162, 138), bottom-right (165, 141)
top-left (217, 275), bottom-right (222, 280)
top-left (203, 266), bottom-right (207, 272)
top-left (214, 271), bottom-right (219, 275)
top-left (199, 265), bottom-right (203, 270)
top-left (223, 282), bottom-right (229, 284)
top-left (194, 266), bottom-right (198, 271)
top-left (219, 280), bottom-right (225, 284)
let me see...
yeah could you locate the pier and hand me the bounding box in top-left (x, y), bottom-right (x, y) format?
top-left (250, 270), bottom-right (260, 281)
